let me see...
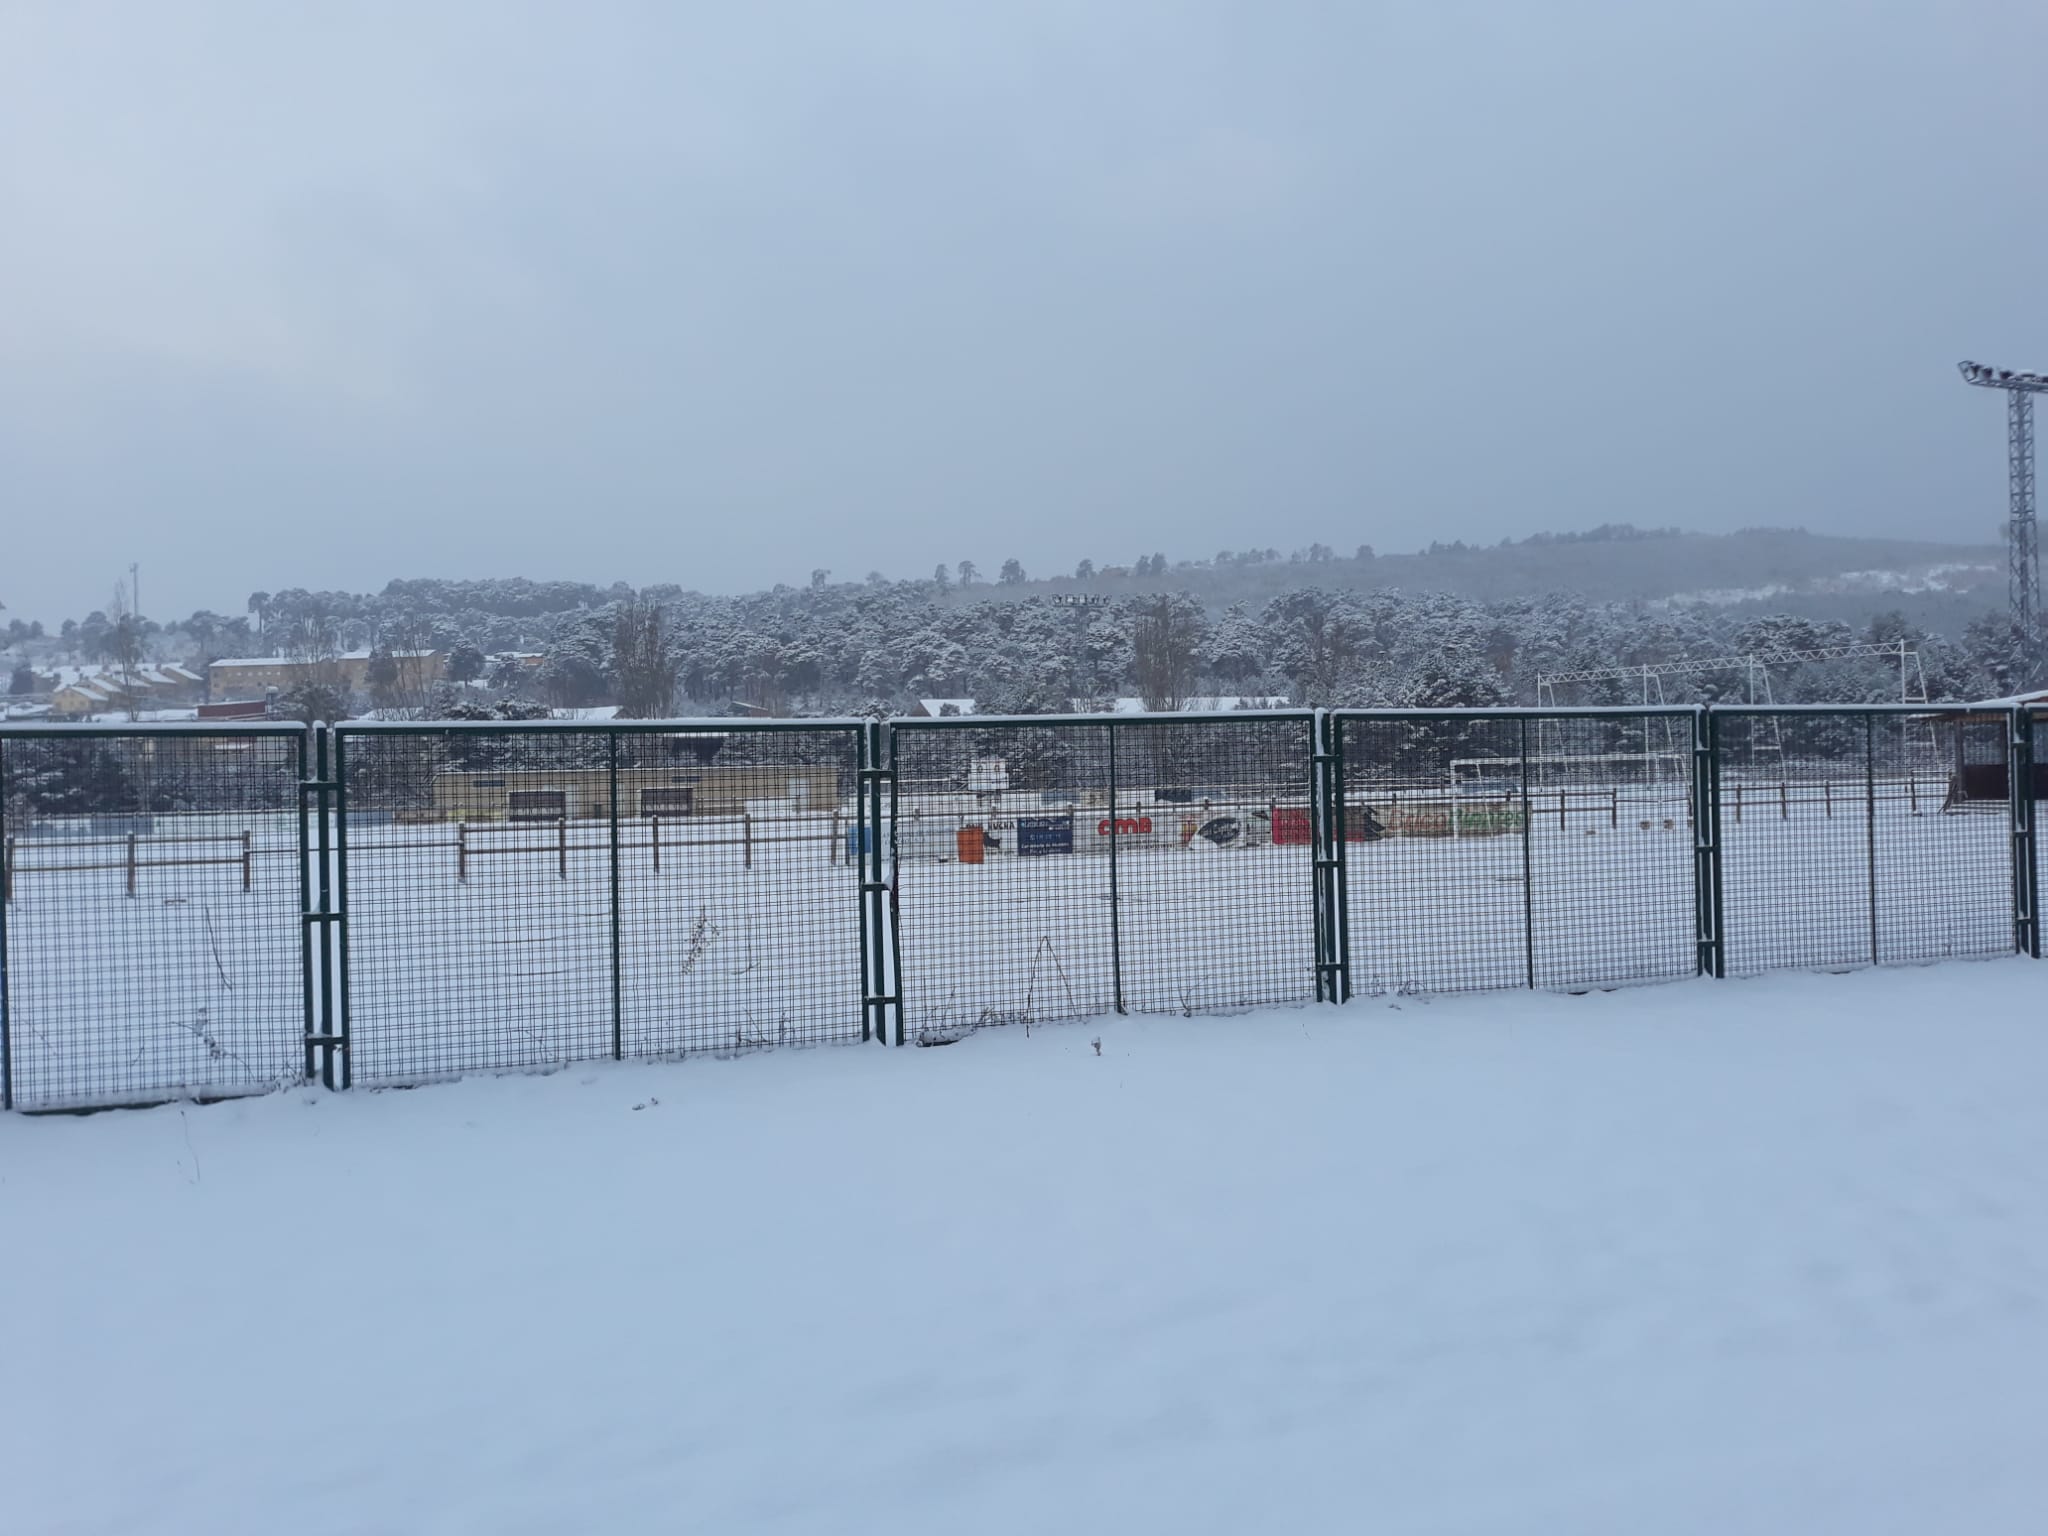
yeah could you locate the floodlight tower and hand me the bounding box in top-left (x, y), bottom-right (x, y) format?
top-left (1958, 360), bottom-right (2048, 648)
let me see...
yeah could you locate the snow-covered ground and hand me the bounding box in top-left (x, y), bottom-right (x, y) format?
top-left (4, 959), bottom-right (2045, 1535)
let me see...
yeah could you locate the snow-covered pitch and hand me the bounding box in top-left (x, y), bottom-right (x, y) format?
top-left (4, 960), bottom-right (2045, 1534)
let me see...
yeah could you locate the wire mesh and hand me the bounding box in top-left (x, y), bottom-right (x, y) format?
top-left (613, 726), bottom-right (864, 1056)
top-left (1711, 710), bottom-right (1879, 973)
top-left (1339, 714), bottom-right (1535, 994)
top-left (1714, 709), bottom-right (2013, 975)
top-left (339, 727), bottom-right (618, 1082)
top-left (1110, 717), bottom-right (1318, 1015)
top-left (1336, 713), bottom-right (1696, 994)
top-left (1335, 712), bottom-right (1687, 991)
top-left (1871, 711), bottom-right (2012, 964)
top-left (0, 728), bottom-right (307, 1110)
top-left (337, 723), bottom-right (871, 1085)
top-left (889, 720), bottom-right (1117, 1041)
top-left (1522, 713), bottom-right (1697, 989)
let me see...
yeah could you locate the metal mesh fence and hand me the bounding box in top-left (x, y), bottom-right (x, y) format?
top-left (1112, 717), bottom-right (1319, 1016)
top-left (1715, 709), bottom-right (2014, 974)
top-left (1335, 712), bottom-right (1698, 994)
top-left (1872, 711), bottom-right (2013, 964)
top-left (613, 726), bottom-right (863, 1056)
top-left (335, 723), bottom-right (866, 1085)
top-left (0, 727), bottom-right (308, 1110)
top-left (1, 708), bottom-right (2038, 1110)
top-left (338, 727), bottom-right (616, 1083)
top-left (889, 720), bottom-right (1117, 1042)
top-left (887, 714), bottom-right (1321, 1041)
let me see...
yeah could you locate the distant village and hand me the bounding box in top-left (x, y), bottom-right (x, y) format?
top-left (2, 646), bottom-right (1275, 725)
top-left (5, 649), bottom-right (469, 723)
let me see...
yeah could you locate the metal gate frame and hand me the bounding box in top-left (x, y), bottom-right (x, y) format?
top-left (0, 720), bottom-right (316, 1112)
top-left (1703, 702), bottom-right (2028, 975)
top-left (883, 708), bottom-right (1333, 1041)
top-left (328, 716), bottom-right (874, 1086)
top-left (1325, 706), bottom-right (1710, 997)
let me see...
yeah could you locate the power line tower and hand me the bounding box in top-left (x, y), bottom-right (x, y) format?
top-left (1958, 360), bottom-right (2047, 653)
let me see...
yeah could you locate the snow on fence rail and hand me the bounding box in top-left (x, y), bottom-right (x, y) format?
top-left (0, 707), bottom-right (2038, 1111)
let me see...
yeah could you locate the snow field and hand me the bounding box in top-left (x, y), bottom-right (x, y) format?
top-left (3, 961), bottom-right (2045, 1534)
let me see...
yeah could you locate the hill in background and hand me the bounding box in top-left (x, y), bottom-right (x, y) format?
top-left (965, 526), bottom-right (2003, 626)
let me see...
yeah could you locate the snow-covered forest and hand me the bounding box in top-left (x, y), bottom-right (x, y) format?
top-left (3, 526), bottom-right (2034, 718)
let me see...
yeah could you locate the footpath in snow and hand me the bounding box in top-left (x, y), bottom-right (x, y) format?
top-left (3, 961), bottom-right (2046, 1535)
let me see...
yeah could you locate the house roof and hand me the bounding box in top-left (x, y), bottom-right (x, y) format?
top-left (1107, 696), bottom-right (1289, 713)
top-left (211, 649), bottom-right (439, 669)
top-left (1962, 689), bottom-right (2048, 710)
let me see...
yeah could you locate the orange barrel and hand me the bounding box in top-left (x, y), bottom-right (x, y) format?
top-left (956, 826), bottom-right (986, 864)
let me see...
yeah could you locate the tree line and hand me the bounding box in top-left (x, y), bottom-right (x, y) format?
top-left (8, 571), bottom-right (2038, 721)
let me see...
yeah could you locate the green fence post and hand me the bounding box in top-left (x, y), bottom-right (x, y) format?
top-left (1310, 710), bottom-right (1348, 1004)
top-left (858, 719), bottom-right (896, 1044)
top-left (298, 727), bottom-right (316, 1086)
top-left (607, 732), bottom-right (623, 1061)
top-left (885, 723), bottom-right (905, 1046)
top-left (1519, 716), bottom-right (1536, 989)
top-left (0, 735), bottom-right (11, 1112)
top-left (1864, 712), bottom-right (1879, 966)
top-left (1692, 707), bottom-right (1724, 978)
top-left (855, 724), bottom-right (873, 1044)
top-left (1107, 720), bottom-right (1125, 1015)
top-left (2013, 706), bottom-right (2040, 958)
top-left (870, 719), bottom-right (885, 1044)
top-left (1330, 712), bottom-right (1351, 1000)
top-left (1310, 711), bottom-right (1331, 1003)
top-left (332, 728), bottom-right (352, 1090)
top-left (317, 725), bottom-right (339, 1089)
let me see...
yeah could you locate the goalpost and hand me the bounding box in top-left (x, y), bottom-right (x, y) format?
top-left (1449, 752), bottom-right (1692, 793)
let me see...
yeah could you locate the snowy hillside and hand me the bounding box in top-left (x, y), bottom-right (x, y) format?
top-left (4, 961), bottom-right (2045, 1534)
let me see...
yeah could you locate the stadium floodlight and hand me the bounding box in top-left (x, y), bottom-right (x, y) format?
top-left (1958, 360), bottom-right (2048, 654)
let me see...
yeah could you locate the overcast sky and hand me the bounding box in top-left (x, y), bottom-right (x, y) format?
top-left (3, 0), bottom-right (2045, 625)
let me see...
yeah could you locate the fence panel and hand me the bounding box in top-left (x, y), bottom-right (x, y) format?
top-left (614, 725), bottom-right (865, 1056)
top-left (1522, 712), bottom-right (1698, 989)
top-left (1335, 712), bottom-right (1696, 995)
top-left (1715, 710), bottom-right (1877, 973)
top-left (338, 726), bottom-right (619, 1083)
top-left (1109, 716), bottom-right (1319, 1015)
top-left (1336, 714), bottom-right (1530, 994)
top-left (1870, 710), bottom-right (2013, 964)
top-left (1714, 708), bottom-right (2013, 975)
top-left (0, 726), bottom-right (308, 1110)
top-left (890, 719), bottom-right (1117, 1041)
